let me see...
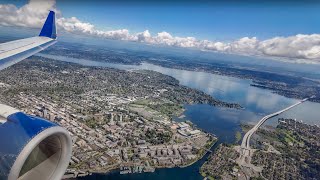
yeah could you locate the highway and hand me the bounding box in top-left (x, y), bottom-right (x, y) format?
top-left (241, 97), bottom-right (309, 150)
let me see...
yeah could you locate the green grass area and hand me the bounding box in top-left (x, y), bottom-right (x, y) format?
top-left (148, 103), bottom-right (183, 117)
top-left (200, 172), bottom-right (207, 177)
top-left (174, 138), bottom-right (184, 143)
top-left (235, 131), bottom-right (242, 144)
top-left (205, 138), bottom-right (217, 149)
top-left (131, 98), bottom-right (184, 118)
top-left (240, 124), bottom-right (252, 133)
top-left (145, 129), bottom-right (172, 145)
top-left (133, 99), bottom-right (151, 106)
top-left (85, 117), bottom-right (98, 128)
top-left (278, 129), bottom-right (302, 145)
top-left (200, 171), bottom-right (215, 180)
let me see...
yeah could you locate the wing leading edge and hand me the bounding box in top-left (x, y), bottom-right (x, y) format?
top-left (0, 11), bottom-right (57, 71)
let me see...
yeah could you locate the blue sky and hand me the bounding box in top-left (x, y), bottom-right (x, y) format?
top-left (3, 0), bottom-right (320, 41)
top-left (58, 1), bottom-right (320, 41)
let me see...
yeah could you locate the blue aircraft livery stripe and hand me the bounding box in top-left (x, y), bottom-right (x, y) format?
top-left (39, 11), bottom-right (57, 39)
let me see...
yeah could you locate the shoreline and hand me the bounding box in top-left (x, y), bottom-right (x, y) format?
top-left (179, 138), bottom-right (217, 168)
top-left (67, 137), bottom-right (218, 178)
top-left (39, 53), bottom-right (320, 104)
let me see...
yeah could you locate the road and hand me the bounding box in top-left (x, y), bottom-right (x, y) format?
top-left (236, 97), bottom-right (310, 174)
top-left (236, 96), bottom-right (314, 179)
top-left (241, 97), bottom-right (309, 150)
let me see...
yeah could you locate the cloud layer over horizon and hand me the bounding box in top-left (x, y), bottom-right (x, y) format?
top-left (1, 0), bottom-right (320, 64)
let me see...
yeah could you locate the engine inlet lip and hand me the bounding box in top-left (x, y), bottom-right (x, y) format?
top-left (8, 126), bottom-right (72, 180)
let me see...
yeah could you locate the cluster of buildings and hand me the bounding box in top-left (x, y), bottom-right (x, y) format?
top-left (14, 92), bottom-right (215, 176)
top-left (174, 122), bottom-right (202, 137)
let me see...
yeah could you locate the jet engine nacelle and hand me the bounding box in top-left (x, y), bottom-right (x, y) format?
top-left (0, 104), bottom-right (71, 180)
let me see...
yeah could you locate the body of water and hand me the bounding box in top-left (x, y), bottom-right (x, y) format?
top-left (37, 54), bottom-right (320, 180)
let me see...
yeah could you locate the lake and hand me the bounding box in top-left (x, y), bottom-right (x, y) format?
top-left (37, 53), bottom-right (320, 180)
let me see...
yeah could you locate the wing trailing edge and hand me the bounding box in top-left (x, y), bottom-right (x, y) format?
top-left (0, 11), bottom-right (58, 70)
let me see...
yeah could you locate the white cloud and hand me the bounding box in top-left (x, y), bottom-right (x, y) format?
top-left (257, 34), bottom-right (320, 61)
top-left (0, 0), bottom-right (58, 28)
top-left (1, 0), bottom-right (320, 63)
top-left (136, 30), bottom-right (152, 42)
top-left (57, 17), bottom-right (95, 34)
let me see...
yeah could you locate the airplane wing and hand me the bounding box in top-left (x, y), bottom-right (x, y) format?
top-left (0, 10), bottom-right (57, 71)
top-left (0, 11), bottom-right (72, 180)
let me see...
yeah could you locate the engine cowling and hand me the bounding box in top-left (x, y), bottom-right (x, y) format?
top-left (0, 104), bottom-right (72, 180)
